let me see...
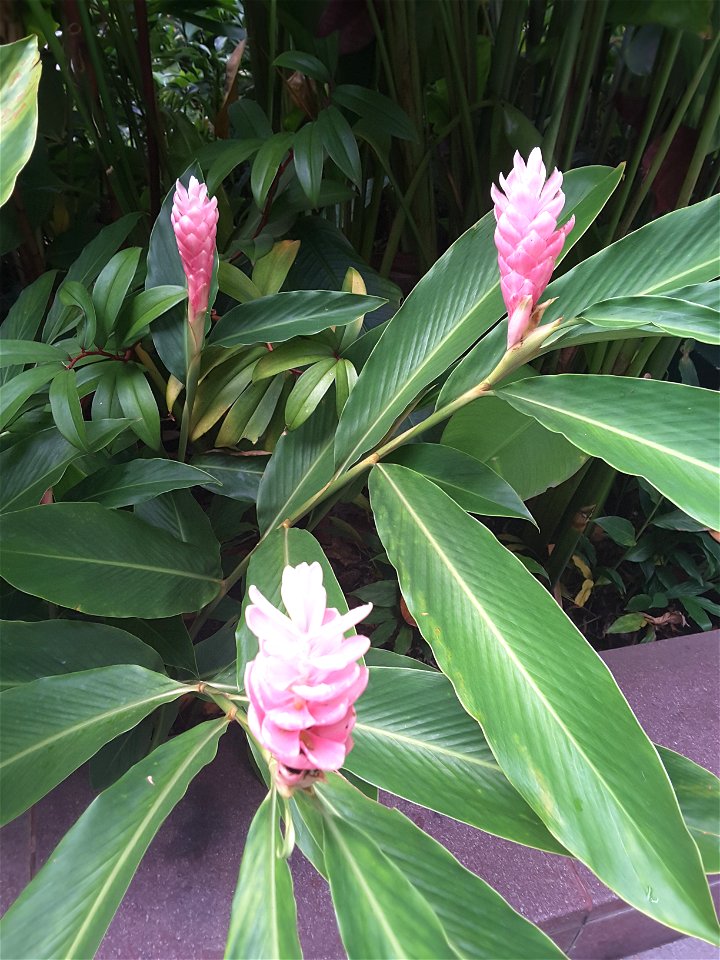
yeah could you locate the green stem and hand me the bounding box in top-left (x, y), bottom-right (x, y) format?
top-left (368, 1), bottom-right (398, 100)
top-left (177, 345), bottom-right (202, 462)
top-left (542, 1), bottom-right (584, 162)
top-left (618, 32), bottom-right (720, 236)
top-left (676, 61), bottom-right (720, 209)
top-left (560, 0), bottom-right (608, 169)
top-left (625, 336), bottom-right (660, 378)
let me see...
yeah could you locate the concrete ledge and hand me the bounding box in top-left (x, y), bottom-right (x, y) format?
top-left (2, 631), bottom-right (718, 959)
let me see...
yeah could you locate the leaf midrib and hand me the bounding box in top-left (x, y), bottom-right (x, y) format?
top-left (354, 720), bottom-right (500, 772)
top-left (1, 548), bottom-right (220, 582)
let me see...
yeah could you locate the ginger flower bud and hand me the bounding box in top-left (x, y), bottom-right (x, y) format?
top-left (171, 176), bottom-right (218, 328)
top-left (491, 148), bottom-right (574, 349)
top-left (244, 562), bottom-right (372, 793)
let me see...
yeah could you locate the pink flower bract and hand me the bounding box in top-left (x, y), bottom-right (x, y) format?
top-left (491, 148), bottom-right (574, 348)
top-left (244, 562), bottom-right (372, 783)
top-left (171, 176), bottom-right (218, 324)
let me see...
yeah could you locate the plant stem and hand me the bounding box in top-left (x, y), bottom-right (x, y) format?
top-left (177, 348), bottom-right (201, 461)
top-left (134, 0), bottom-right (163, 220)
top-left (676, 60), bottom-right (720, 209)
top-left (560, 0), bottom-right (608, 169)
top-left (542, 0), bottom-right (584, 162)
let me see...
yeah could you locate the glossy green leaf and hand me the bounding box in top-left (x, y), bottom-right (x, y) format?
top-left (349, 667), bottom-right (563, 852)
top-left (252, 241), bottom-right (301, 297)
top-left (191, 347), bottom-right (265, 440)
top-left (134, 489), bottom-right (221, 559)
top-left (117, 285), bottom-right (188, 348)
top-left (190, 453), bottom-right (268, 501)
top-left (68, 459), bottom-right (218, 508)
top-left (314, 774), bottom-right (565, 959)
top-left (0, 340), bottom-right (65, 368)
top-left (0, 665), bottom-right (192, 825)
top-left (44, 215), bottom-right (142, 343)
top-left (319, 794), bottom-right (456, 959)
top-left (293, 121), bottom-right (324, 207)
top-left (0, 270), bottom-right (57, 385)
top-left (243, 373), bottom-right (285, 442)
top-left (236, 526), bottom-right (349, 688)
top-left (332, 84), bottom-right (417, 141)
top-left (0, 427), bottom-right (81, 513)
top-left (285, 358), bottom-right (338, 430)
top-left (49, 368), bottom-right (88, 450)
top-left (317, 106), bottom-right (362, 187)
top-left (251, 132), bottom-right (294, 208)
top-left (116, 363), bottom-right (161, 450)
top-left (256, 395), bottom-right (336, 533)
top-left (273, 50), bottom-right (330, 83)
top-left (253, 338), bottom-right (334, 381)
top-left (336, 165), bottom-right (622, 468)
top-left (0, 36), bottom-right (41, 207)
top-left (594, 516), bottom-right (637, 546)
top-left (0, 718), bottom-right (225, 958)
top-left (441, 194), bottom-right (720, 404)
top-left (0, 619), bottom-right (164, 690)
top-left (109, 615), bottom-right (197, 674)
top-left (665, 281), bottom-right (719, 310)
top-left (217, 260), bottom-right (263, 304)
top-left (0, 362), bottom-right (63, 431)
top-left (92, 247), bottom-right (142, 344)
top-left (210, 291), bottom-right (385, 347)
top-left (386, 443), bottom-right (534, 522)
top-left (58, 280), bottom-right (97, 346)
top-left (334, 357), bottom-right (357, 417)
top-left (206, 139), bottom-right (262, 195)
top-left (497, 376), bottom-right (720, 530)
top-left (224, 791), bottom-right (302, 960)
top-left (214, 379), bottom-right (271, 447)
top-left (0, 502), bottom-right (221, 617)
top-left (658, 746), bottom-right (720, 875)
top-left (370, 464), bottom-right (719, 942)
top-left (581, 297), bottom-right (720, 345)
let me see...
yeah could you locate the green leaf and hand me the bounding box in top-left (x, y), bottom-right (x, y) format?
top-left (214, 379), bottom-right (273, 447)
top-left (206, 139), bottom-right (263, 195)
top-left (0, 340), bottom-right (65, 368)
top-left (68, 459), bottom-right (218, 508)
top-left (608, 0), bottom-right (712, 31)
top-left (581, 296), bottom-right (720, 345)
top-left (224, 791), bottom-right (302, 960)
top-left (256, 395), bottom-right (336, 533)
top-left (49, 368), bottom-right (88, 450)
top-left (0, 718), bottom-right (225, 959)
top-left (442, 368), bottom-right (587, 500)
top-left (115, 363), bottom-right (161, 450)
top-left (0, 427), bottom-right (81, 513)
top-left (336, 165), bottom-right (621, 468)
top-left (0, 270), bottom-right (57, 385)
top-left (243, 373), bottom-right (285, 442)
top-left (58, 280), bottom-right (97, 346)
top-left (0, 664), bottom-right (192, 825)
top-left (332, 84), bottom-right (417, 141)
top-left (370, 464), bottom-right (719, 942)
top-left (44, 214), bottom-right (142, 343)
top-left (217, 260), bottom-right (263, 304)
top-left (386, 443), bottom-right (534, 523)
top-left (273, 50), bottom-right (331, 83)
top-left (594, 515), bottom-right (637, 547)
top-left (293, 121), bottom-right (324, 207)
top-left (190, 453), bottom-right (268, 501)
top-left (665, 281), bottom-right (719, 311)
top-left (109, 615), bottom-right (197, 674)
top-left (285, 358), bottom-right (338, 430)
top-left (312, 774), bottom-right (565, 959)
top-left (607, 613), bottom-right (646, 634)
top-left (210, 291), bottom-right (385, 347)
top-left (658, 746), bottom-right (720, 876)
top-left (191, 347), bottom-right (265, 441)
top-left (317, 106), bottom-right (362, 188)
top-left (253, 338), bottom-right (335, 381)
top-left (349, 667), bottom-right (564, 853)
top-left (497, 376), bottom-right (720, 531)
top-left (0, 36), bottom-right (41, 207)
top-left (252, 241), bottom-right (301, 297)
top-left (0, 619), bottom-right (164, 690)
top-left (117, 285), bottom-right (187, 348)
top-left (236, 527), bottom-right (349, 688)
top-left (92, 247), bottom-right (142, 344)
top-left (134, 489), bottom-right (220, 558)
top-left (251, 132), bottom-right (294, 208)
top-left (0, 502), bottom-right (221, 617)
top-left (0, 362), bottom-right (63, 431)
top-left (318, 795), bottom-right (456, 959)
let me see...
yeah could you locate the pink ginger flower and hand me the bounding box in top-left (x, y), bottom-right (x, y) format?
top-left (244, 562), bottom-right (372, 791)
top-left (171, 176), bottom-right (218, 327)
top-left (491, 148), bottom-right (575, 349)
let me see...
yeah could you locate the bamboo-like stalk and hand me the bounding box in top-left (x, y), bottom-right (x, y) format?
top-left (676, 62), bottom-right (720, 209)
top-left (560, 0), bottom-right (609, 169)
top-left (542, 1), bottom-right (584, 162)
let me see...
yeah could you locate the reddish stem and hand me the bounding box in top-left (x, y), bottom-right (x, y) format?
top-left (66, 348), bottom-right (131, 370)
top-left (252, 149), bottom-right (294, 240)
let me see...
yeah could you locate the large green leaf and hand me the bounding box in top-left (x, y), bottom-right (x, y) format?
top-left (579, 297), bottom-right (720, 345)
top-left (0, 36), bottom-right (41, 207)
top-left (311, 775), bottom-right (565, 959)
top-left (658, 746), bottom-right (720, 876)
top-left (0, 718), bottom-right (225, 959)
top-left (210, 291), bottom-right (385, 347)
top-left (319, 796), bottom-right (457, 958)
top-left (0, 503), bottom-right (222, 617)
top-left (117, 285), bottom-right (188, 347)
top-left (108, 616), bottom-right (197, 674)
top-left (224, 791), bottom-right (302, 960)
top-left (370, 464), bottom-right (719, 942)
top-left (190, 453), bottom-right (268, 501)
top-left (256, 396), bottom-right (336, 533)
top-left (0, 362), bottom-right (63, 431)
top-left (497, 376), bottom-right (720, 530)
top-left (0, 619), bottom-right (164, 690)
top-left (68, 459), bottom-right (218, 508)
top-left (441, 194), bottom-right (720, 404)
top-left (0, 340), bottom-right (66, 367)
top-left (0, 664), bottom-right (192, 825)
top-left (349, 667), bottom-right (563, 852)
top-left (0, 427), bottom-right (80, 513)
top-left (335, 165), bottom-right (623, 469)
top-left (0, 270), bottom-right (57, 385)
top-left (386, 443), bottom-right (534, 522)
top-left (92, 247), bottom-right (142, 345)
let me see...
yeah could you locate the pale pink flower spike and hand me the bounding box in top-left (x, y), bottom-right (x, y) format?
top-left (491, 148), bottom-right (574, 349)
top-left (171, 176), bottom-right (218, 327)
top-left (244, 562), bottom-right (372, 792)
